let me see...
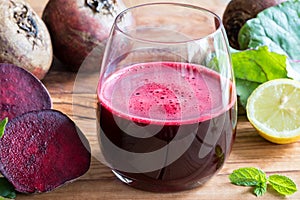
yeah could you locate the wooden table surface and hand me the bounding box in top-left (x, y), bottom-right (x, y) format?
top-left (15, 0), bottom-right (300, 199)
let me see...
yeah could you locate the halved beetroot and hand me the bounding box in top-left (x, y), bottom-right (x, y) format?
top-left (0, 63), bottom-right (51, 121)
top-left (0, 109), bottom-right (91, 193)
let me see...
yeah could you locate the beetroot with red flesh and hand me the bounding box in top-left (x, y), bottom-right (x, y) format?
top-left (0, 109), bottom-right (91, 193)
top-left (0, 63), bottom-right (51, 121)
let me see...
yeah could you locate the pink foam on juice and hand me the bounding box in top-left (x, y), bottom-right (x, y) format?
top-left (99, 62), bottom-right (231, 125)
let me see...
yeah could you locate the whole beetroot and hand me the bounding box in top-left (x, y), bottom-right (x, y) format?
top-left (42, 0), bottom-right (126, 71)
top-left (222, 0), bottom-right (286, 49)
top-left (0, 0), bottom-right (53, 80)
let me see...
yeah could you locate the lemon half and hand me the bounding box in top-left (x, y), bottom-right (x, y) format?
top-left (246, 79), bottom-right (300, 144)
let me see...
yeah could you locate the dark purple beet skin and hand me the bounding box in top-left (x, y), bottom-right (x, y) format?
top-left (42, 0), bottom-right (126, 71)
top-left (0, 63), bottom-right (52, 121)
top-left (0, 109), bottom-right (91, 193)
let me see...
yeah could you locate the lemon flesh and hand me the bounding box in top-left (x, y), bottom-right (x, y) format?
top-left (246, 79), bottom-right (300, 144)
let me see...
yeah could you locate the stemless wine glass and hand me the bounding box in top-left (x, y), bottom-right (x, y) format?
top-left (97, 3), bottom-right (237, 192)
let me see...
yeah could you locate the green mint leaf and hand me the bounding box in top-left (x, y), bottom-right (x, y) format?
top-left (230, 167), bottom-right (298, 197)
top-left (229, 167), bottom-right (267, 186)
top-left (268, 174), bottom-right (297, 196)
top-left (0, 118), bottom-right (8, 138)
top-left (0, 178), bottom-right (16, 199)
top-left (254, 182), bottom-right (267, 196)
top-left (238, 0), bottom-right (300, 61)
top-left (232, 46), bottom-right (288, 107)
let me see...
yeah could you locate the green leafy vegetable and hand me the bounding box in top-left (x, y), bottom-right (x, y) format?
top-left (235, 79), bottom-right (260, 108)
top-left (269, 175), bottom-right (298, 196)
top-left (238, 0), bottom-right (300, 60)
top-left (0, 178), bottom-right (16, 199)
top-left (229, 167), bottom-right (297, 197)
top-left (231, 46), bottom-right (288, 107)
top-left (0, 118), bottom-right (8, 138)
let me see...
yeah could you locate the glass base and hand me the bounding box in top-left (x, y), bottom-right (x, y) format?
top-left (111, 170), bottom-right (212, 193)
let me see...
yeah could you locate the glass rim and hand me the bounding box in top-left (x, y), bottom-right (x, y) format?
top-left (114, 2), bottom-right (224, 44)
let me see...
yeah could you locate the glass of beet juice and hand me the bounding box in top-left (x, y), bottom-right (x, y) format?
top-left (97, 3), bottom-right (237, 192)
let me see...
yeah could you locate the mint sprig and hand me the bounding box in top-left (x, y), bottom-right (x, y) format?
top-left (229, 167), bottom-right (297, 196)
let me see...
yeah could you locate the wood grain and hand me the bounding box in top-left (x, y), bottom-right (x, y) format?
top-left (12, 0), bottom-right (300, 199)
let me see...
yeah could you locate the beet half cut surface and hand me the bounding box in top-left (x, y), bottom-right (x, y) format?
top-left (0, 109), bottom-right (91, 193)
top-left (0, 63), bottom-right (52, 121)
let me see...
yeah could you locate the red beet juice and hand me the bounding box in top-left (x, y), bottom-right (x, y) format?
top-left (97, 61), bottom-right (237, 192)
